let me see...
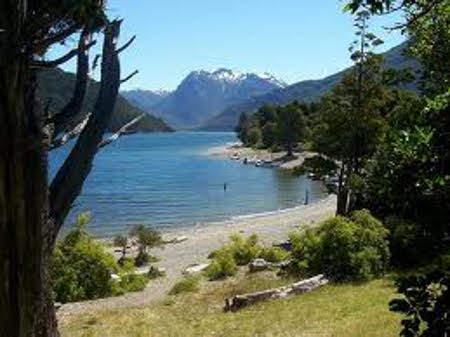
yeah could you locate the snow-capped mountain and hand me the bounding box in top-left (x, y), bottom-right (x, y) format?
top-left (121, 89), bottom-right (170, 113)
top-left (147, 68), bottom-right (286, 129)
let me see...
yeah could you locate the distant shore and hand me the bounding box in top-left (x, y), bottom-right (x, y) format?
top-left (205, 142), bottom-right (317, 170)
top-left (58, 194), bottom-right (336, 321)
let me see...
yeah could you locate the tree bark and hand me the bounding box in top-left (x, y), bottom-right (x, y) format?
top-left (49, 20), bottom-right (122, 235)
top-left (0, 2), bottom-right (57, 336)
top-left (336, 164), bottom-right (348, 216)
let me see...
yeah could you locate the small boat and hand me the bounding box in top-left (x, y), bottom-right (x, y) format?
top-left (231, 153), bottom-right (240, 160)
top-left (255, 160), bottom-right (263, 167)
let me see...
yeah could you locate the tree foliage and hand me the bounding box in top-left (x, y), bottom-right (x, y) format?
top-left (289, 210), bottom-right (390, 281)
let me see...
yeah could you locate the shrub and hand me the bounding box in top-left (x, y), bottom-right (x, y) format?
top-left (112, 273), bottom-right (148, 295)
top-left (134, 250), bottom-right (150, 267)
top-left (206, 233), bottom-right (290, 280)
top-left (259, 246), bottom-right (290, 263)
top-left (52, 213), bottom-right (150, 303)
top-left (52, 214), bottom-right (117, 303)
top-left (289, 209), bottom-right (390, 281)
top-left (228, 233), bottom-right (261, 266)
top-left (130, 225), bottom-right (162, 267)
top-left (205, 250), bottom-right (237, 280)
top-left (169, 277), bottom-right (200, 295)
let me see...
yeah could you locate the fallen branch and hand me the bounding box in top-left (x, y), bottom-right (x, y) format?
top-left (223, 274), bottom-right (329, 312)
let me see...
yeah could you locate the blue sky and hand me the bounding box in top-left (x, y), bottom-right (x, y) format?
top-left (52, 0), bottom-right (406, 91)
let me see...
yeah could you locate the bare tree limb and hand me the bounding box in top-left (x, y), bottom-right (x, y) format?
top-left (49, 114), bottom-right (91, 150)
top-left (47, 30), bottom-right (91, 137)
top-left (49, 20), bottom-right (122, 235)
top-left (31, 39), bottom-right (96, 69)
top-left (116, 35), bottom-right (136, 54)
top-left (34, 24), bottom-right (80, 53)
top-left (92, 54), bottom-right (101, 70)
top-left (120, 70), bottom-right (139, 84)
top-left (99, 113), bottom-right (145, 148)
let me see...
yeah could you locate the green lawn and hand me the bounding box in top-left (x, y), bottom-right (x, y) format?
top-left (61, 273), bottom-right (401, 337)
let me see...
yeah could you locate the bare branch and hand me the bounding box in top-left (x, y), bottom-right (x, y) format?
top-left (47, 30), bottom-right (91, 137)
top-left (116, 35), bottom-right (136, 54)
top-left (49, 20), bottom-right (123, 234)
top-left (34, 24), bottom-right (79, 53)
top-left (120, 70), bottom-right (139, 84)
top-left (99, 114), bottom-right (145, 148)
top-left (92, 54), bottom-right (101, 70)
top-left (31, 40), bottom-right (96, 69)
top-left (49, 114), bottom-right (91, 150)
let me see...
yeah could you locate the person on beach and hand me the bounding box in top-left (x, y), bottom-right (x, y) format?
top-left (224, 182), bottom-right (227, 191)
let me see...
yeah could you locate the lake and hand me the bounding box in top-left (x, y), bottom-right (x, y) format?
top-left (50, 132), bottom-right (329, 236)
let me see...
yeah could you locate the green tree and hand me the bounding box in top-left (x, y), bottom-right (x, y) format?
top-left (313, 12), bottom-right (388, 215)
top-left (130, 225), bottom-right (162, 267)
top-left (235, 112), bottom-right (251, 144)
top-left (114, 235), bottom-right (129, 263)
top-left (277, 102), bottom-right (306, 156)
top-left (262, 122), bottom-right (278, 148)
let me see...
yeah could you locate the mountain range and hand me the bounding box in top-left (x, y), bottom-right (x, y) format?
top-left (122, 41), bottom-right (419, 131)
top-left (36, 68), bottom-right (172, 133)
top-left (122, 68), bottom-right (286, 129)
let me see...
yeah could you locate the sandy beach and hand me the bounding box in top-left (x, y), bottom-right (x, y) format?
top-left (58, 194), bottom-right (336, 321)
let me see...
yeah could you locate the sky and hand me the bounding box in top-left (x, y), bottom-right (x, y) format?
top-left (52, 0), bottom-right (406, 91)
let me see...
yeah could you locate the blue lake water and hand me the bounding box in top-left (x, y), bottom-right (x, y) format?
top-left (50, 132), bottom-right (328, 236)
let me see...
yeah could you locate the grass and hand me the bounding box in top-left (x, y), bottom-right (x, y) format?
top-left (169, 277), bottom-right (200, 295)
top-left (61, 272), bottom-right (401, 337)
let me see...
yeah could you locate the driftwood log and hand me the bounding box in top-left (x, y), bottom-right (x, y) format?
top-left (223, 274), bottom-right (329, 312)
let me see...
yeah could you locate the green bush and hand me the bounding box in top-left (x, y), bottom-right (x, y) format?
top-left (52, 213), bottom-right (150, 303)
top-left (112, 273), bottom-right (148, 295)
top-left (130, 225), bottom-right (162, 267)
top-left (228, 233), bottom-right (261, 265)
top-left (205, 250), bottom-right (237, 280)
top-left (206, 233), bottom-right (291, 279)
top-left (289, 209), bottom-right (390, 281)
top-left (52, 214), bottom-right (117, 303)
top-left (134, 250), bottom-right (150, 267)
top-left (169, 277), bottom-right (200, 295)
top-left (259, 246), bottom-right (290, 263)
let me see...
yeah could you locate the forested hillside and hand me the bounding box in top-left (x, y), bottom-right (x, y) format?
top-left (203, 41), bottom-right (419, 131)
top-left (37, 68), bottom-right (172, 132)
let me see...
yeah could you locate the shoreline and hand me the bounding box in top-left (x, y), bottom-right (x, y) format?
top-left (205, 142), bottom-right (317, 170)
top-left (58, 141), bottom-right (335, 321)
top-left (58, 194), bottom-right (336, 321)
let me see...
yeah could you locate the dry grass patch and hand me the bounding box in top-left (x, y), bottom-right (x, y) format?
top-left (61, 272), bottom-right (400, 337)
